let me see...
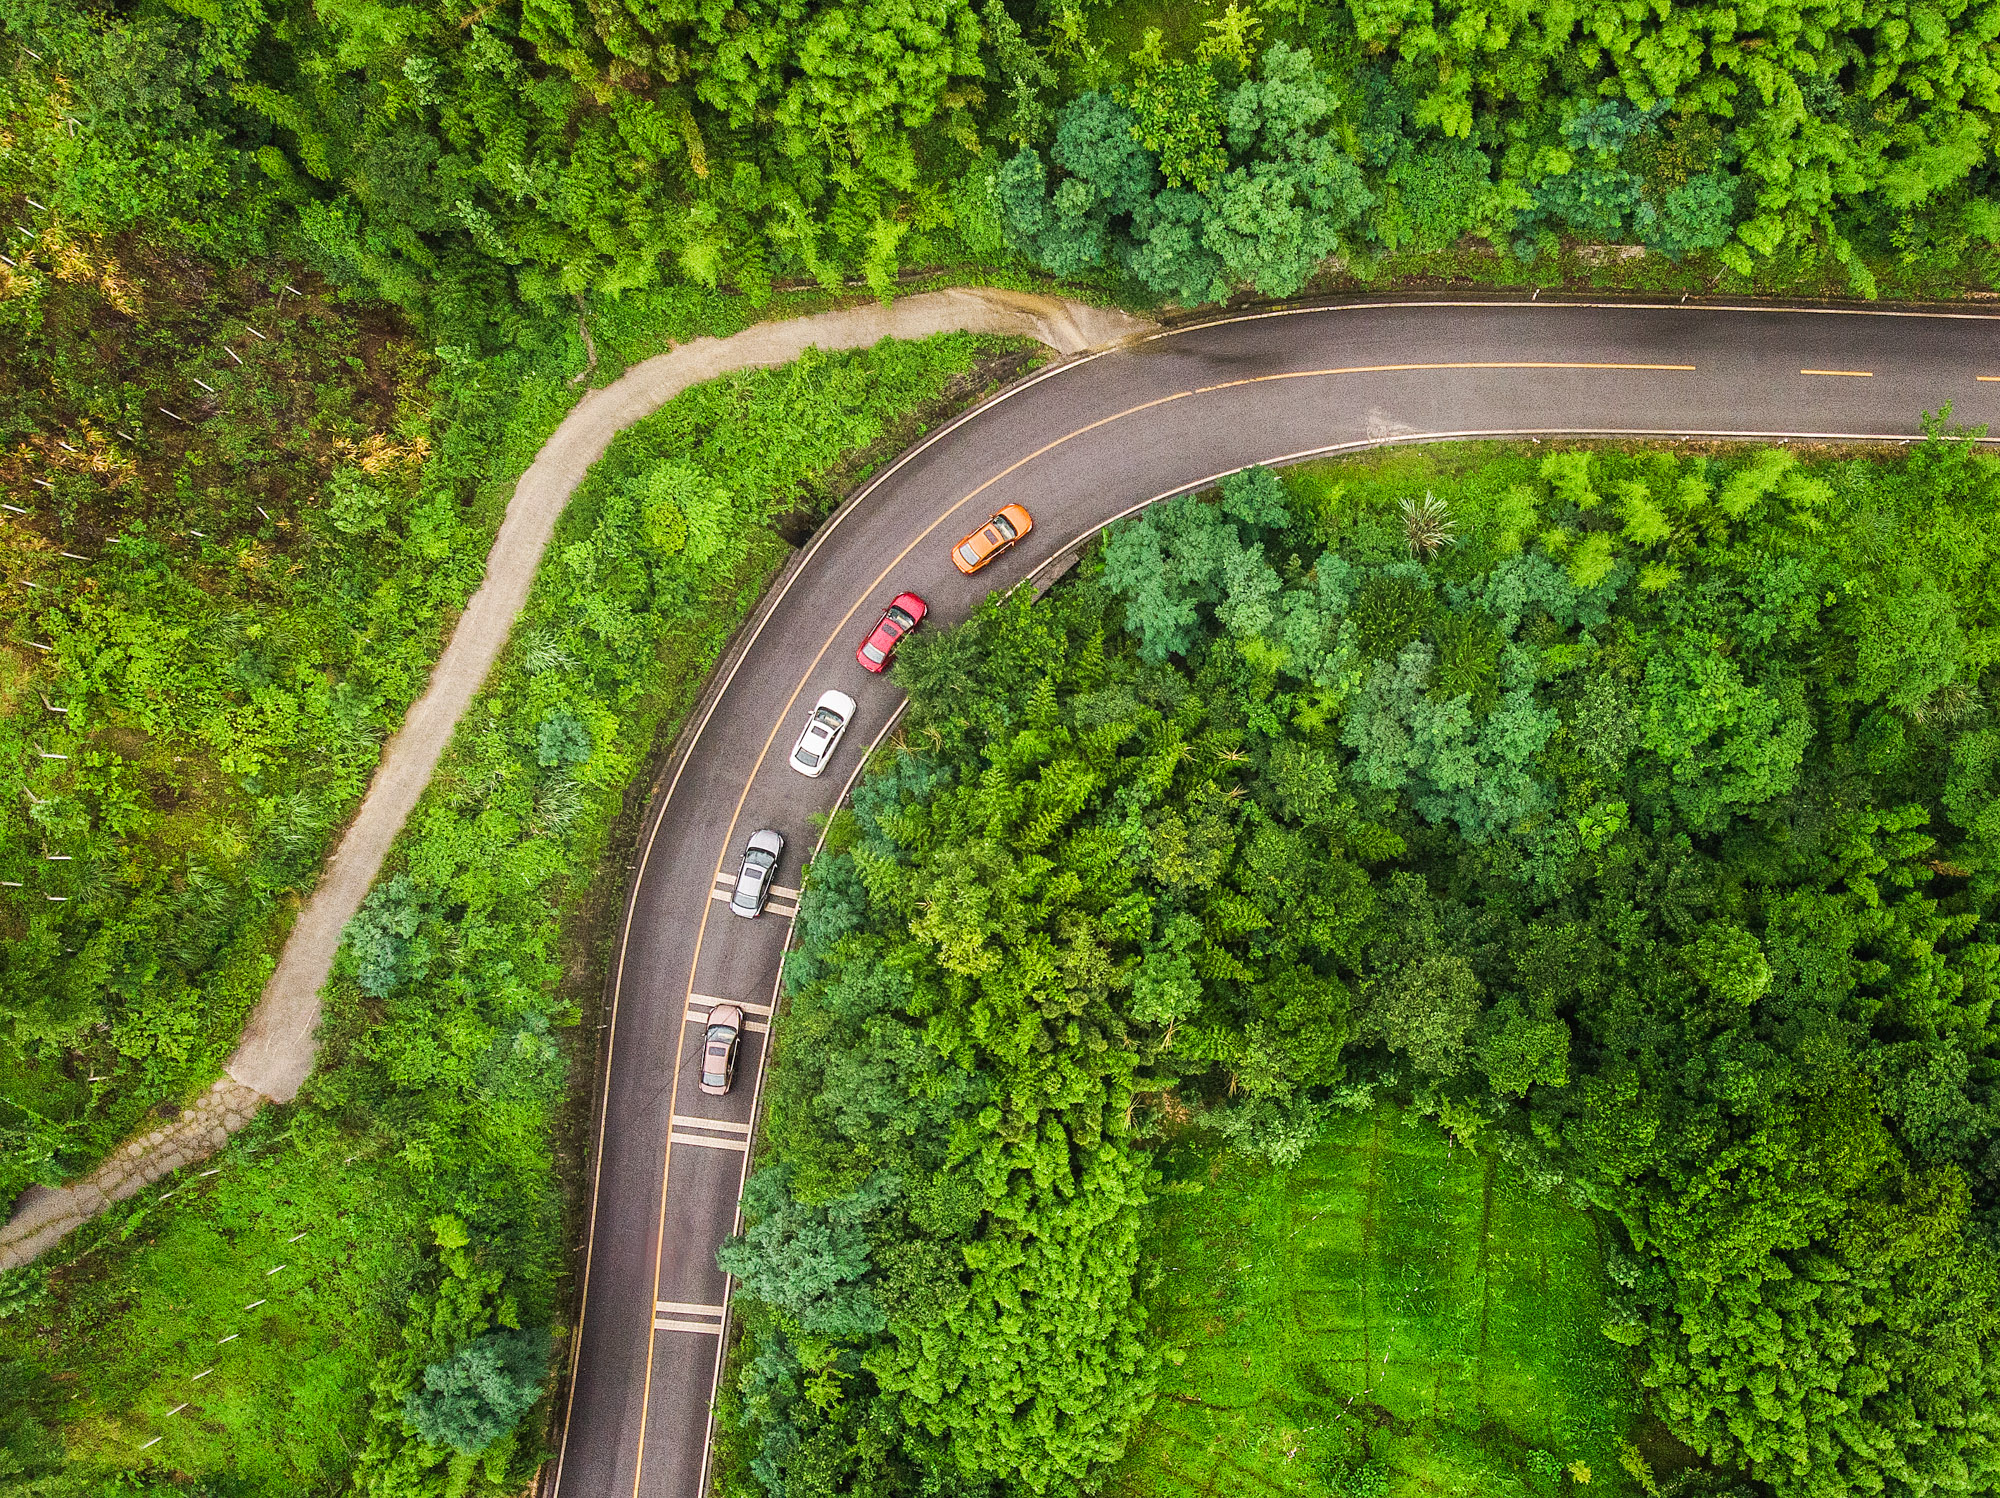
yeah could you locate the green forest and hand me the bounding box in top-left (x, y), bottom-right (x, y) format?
top-left (716, 434), bottom-right (2000, 1498)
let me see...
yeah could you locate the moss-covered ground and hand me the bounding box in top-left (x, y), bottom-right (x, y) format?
top-left (1113, 1103), bottom-right (1640, 1498)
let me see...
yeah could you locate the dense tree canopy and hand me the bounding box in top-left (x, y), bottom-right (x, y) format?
top-left (989, 7), bottom-right (2000, 296)
top-left (724, 432), bottom-right (2000, 1498)
top-left (996, 44), bottom-right (1375, 301)
top-left (3, 0), bottom-right (1996, 327)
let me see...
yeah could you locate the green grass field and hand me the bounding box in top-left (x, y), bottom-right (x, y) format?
top-left (1113, 1103), bottom-right (1639, 1498)
top-left (17, 1111), bottom-right (416, 1490)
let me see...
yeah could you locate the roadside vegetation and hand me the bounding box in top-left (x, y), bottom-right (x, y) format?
top-left (716, 431), bottom-right (2000, 1498)
top-left (0, 332), bottom-right (1029, 1496)
top-left (0, 257), bottom-right (588, 1209)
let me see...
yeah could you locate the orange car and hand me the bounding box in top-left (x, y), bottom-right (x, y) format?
top-left (951, 503), bottom-right (1033, 575)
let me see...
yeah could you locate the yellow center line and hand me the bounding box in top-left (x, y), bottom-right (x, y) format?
top-left (1979, 375), bottom-right (2000, 382)
top-left (1801, 368), bottom-right (1872, 377)
top-left (621, 351), bottom-right (1711, 1490)
top-left (1195, 359), bottom-right (1696, 393)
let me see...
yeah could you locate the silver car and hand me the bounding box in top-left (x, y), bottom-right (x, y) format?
top-left (729, 829), bottom-right (785, 918)
top-left (698, 1003), bottom-right (745, 1096)
top-left (789, 689), bottom-right (857, 778)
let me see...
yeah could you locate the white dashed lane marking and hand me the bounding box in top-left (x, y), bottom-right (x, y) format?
top-left (685, 1008), bottom-right (769, 1032)
top-left (668, 1131), bottom-right (749, 1153)
top-left (709, 874), bottom-right (800, 898)
top-left (691, 995), bottom-right (773, 1015)
top-left (671, 1114), bottom-right (750, 1134)
top-left (653, 1301), bottom-right (727, 1336)
top-left (708, 873), bottom-right (801, 915)
top-left (685, 996), bottom-right (772, 1032)
top-left (706, 889), bottom-right (799, 917)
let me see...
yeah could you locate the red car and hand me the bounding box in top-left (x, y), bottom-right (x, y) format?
top-left (857, 591), bottom-right (927, 673)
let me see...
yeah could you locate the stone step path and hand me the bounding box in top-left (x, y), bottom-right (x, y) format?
top-left (1, 1079), bottom-right (266, 1266)
top-left (0, 287), bottom-right (1149, 1270)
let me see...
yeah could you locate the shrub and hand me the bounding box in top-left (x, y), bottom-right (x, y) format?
top-left (344, 875), bottom-right (434, 999)
top-left (535, 710), bottom-right (593, 768)
top-left (403, 1328), bottom-right (551, 1454)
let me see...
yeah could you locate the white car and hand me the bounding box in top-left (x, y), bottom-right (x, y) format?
top-left (730, 829), bottom-right (785, 918)
top-left (788, 689), bottom-right (857, 778)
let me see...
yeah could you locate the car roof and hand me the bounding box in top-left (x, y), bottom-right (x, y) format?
top-left (814, 688), bottom-right (856, 716)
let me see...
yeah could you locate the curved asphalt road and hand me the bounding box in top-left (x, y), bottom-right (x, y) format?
top-left (550, 295), bottom-right (2000, 1498)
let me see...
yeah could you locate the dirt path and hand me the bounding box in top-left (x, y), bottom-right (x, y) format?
top-left (0, 288), bottom-right (1150, 1270)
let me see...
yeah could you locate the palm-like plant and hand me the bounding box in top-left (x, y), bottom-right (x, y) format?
top-left (1908, 681), bottom-right (1983, 725)
top-left (1401, 490), bottom-right (1456, 557)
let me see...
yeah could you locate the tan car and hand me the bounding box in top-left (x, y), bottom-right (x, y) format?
top-left (952, 503), bottom-right (1033, 575)
top-left (698, 1003), bottom-right (745, 1097)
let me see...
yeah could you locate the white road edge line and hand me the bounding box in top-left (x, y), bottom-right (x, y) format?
top-left (1144, 294), bottom-right (2000, 343)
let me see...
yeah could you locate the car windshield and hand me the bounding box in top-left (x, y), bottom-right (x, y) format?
top-left (814, 708), bottom-right (841, 727)
top-left (794, 746), bottom-right (819, 766)
top-left (706, 1026), bottom-right (736, 1044)
top-left (958, 542), bottom-right (980, 564)
top-left (885, 607), bottom-right (913, 630)
top-left (991, 512), bottom-right (1017, 541)
top-left (861, 641), bottom-right (885, 662)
